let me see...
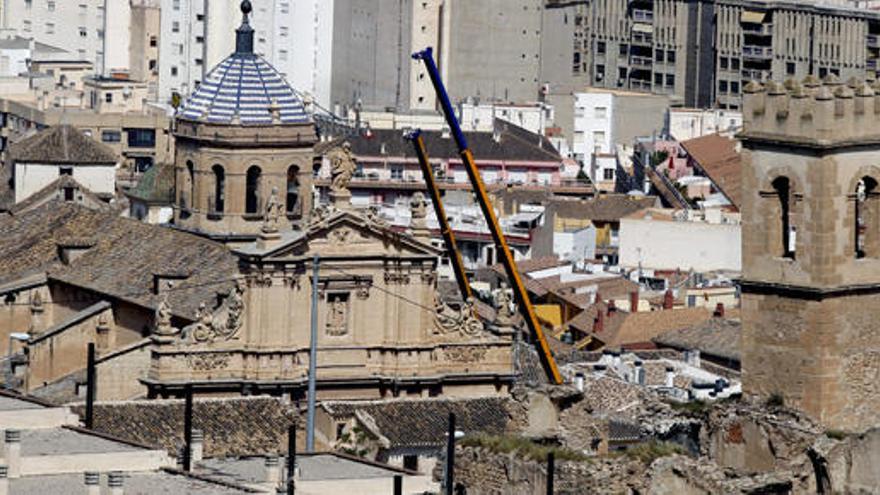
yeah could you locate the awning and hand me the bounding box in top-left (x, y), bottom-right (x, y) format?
top-left (632, 24), bottom-right (654, 34)
top-left (741, 11), bottom-right (766, 23)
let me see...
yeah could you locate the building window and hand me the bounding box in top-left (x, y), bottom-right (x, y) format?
top-left (731, 58), bottom-right (740, 70)
top-left (279, 49), bottom-right (288, 61)
top-left (173, 0), bottom-right (180, 10)
top-left (786, 62), bottom-right (796, 75)
top-left (23, 21), bottom-right (31, 32)
top-left (597, 41), bottom-right (606, 54)
top-left (149, 59), bottom-right (157, 71)
top-left (25, 0), bottom-right (32, 8)
top-left (286, 165), bottom-right (299, 214)
top-left (855, 177), bottom-right (879, 259)
top-left (281, 2), bottom-right (289, 13)
top-left (720, 57), bottom-right (728, 70)
top-left (280, 26), bottom-right (289, 37)
top-left (730, 81), bottom-right (739, 94)
top-left (403, 455), bottom-right (419, 472)
top-left (325, 292), bottom-right (350, 336)
top-left (391, 165), bottom-right (403, 180)
top-left (101, 130), bottom-right (121, 142)
top-left (79, 27), bottom-right (87, 37)
top-left (105, 92), bottom-right (113, 103)
top-left (47, 0), bottom-right (55, 11)
top-left (172, 21), bottom-right (180, 33)
top-left (126, 128), bottom-right (155, 148)
top-left (171, 66), bottom-right (178, 77)
top-left (150, 36), bottom-right (157, 47)
top-left (603, 168), bottom-right (615, 181)
top-left (245, 166), bottom-right (262, 214)
top-left (212, 165), bottom-right (225, 214)
top-left (45, 23), bottom-right (55, 34)
top-left (195, 58), bottom-right (203, 66)
top-left (59, 166), bottom-right (73, 176)
top-left (595, 64), bottom-right (605, 82)
top-left (594, 107), bottom-right (607, 119)
top-left (654, 73), bottom-right (663, 85)
top-left (772, 177), bottom-right (795, 259)
top-left (655, 49), bottom-right (664, 62)
top-left (619, 44), bottom-right (628, 56)
top-left (667, 50), bottom-right (675, 63)
top-left (720, 81), bottom-right (728, 93)
top-left (185, 160), bottom-right (195, 209)
top-left (593, 131), bottom-right (606, 146)
top-left (618, 67), bottom-right (627, 81)
top-left (195, 36), bottom-right (204, 44)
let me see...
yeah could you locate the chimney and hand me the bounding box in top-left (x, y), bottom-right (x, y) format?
top-left (611, 351), bottom-right (621, 368)
top-left (3, 431), bottom-right (20, 479)
top-left (593, 310), bottom-right (604, 334)
top-left (665, 366), bottom-right (675, 388)
top-left (108, 471), bottom-right (124, 495)
top-left (663, 289), bottom-right (674, 310)
top-left (686, 350), bottom-right (701, 368)
top-left (574, 372), bottom-right (585, 392)
top-left (629, 291), bottom-right (639, 312)
top-left (713, 302), bottom-right (725, 318)
top-left (606, 300), bottom-right (616, 316)
top-left (191, 429), bottom-right (204, 463)
top-left (264, 455), bottom-right (281, 486)
top-left (441, 126), bottom-right (451, 139)
top-left (84, 471), bottom-right (100, 495)
top-left (0, 465), bottom-right (7, 495)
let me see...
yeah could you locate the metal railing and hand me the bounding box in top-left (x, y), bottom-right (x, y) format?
top-left (742, 45), bottom-right (772, 59)
top-left (630, 79), bottom-right (652, 91)
top-left (741, 68), bottom-right (768, 81)
top-left (742, 23), bottom-right (773, 36)
top-left (632, 9), bottom-right (653, 22)
top-left (631, 32), bottom-right (652, 45)
top-left (630, 55), bottom-right (653, 68)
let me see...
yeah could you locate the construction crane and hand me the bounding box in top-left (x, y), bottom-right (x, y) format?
top-left (410, 47), bottom-right (563, 385)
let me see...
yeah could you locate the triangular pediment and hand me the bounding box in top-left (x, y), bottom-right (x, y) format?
top-left (244, 208), bottom-right (442, 261)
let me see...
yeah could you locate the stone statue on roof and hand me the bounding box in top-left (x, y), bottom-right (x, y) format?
top-left (153, 283), bottom-right (178, 337)
top-left (329, 141), bottom-right (357, 195)
top-left (493, 282), bottom-right (516, 327)
top-left (263, 186), bottom-right (282, 233)
top-left (410, 192), bottom-right (427, 230)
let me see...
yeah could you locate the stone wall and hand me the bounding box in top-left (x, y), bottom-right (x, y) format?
top-left (451, 446), bottom-right (647, 495)
top-left (71, 396), bottom-right (297, 458)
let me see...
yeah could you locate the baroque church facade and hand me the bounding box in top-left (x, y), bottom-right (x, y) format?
top-left (146, 2), bottom-right (516, 399)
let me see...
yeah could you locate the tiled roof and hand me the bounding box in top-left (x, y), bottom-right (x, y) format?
top-left (9, 175), bottom-right (114, 215)
top-left (127, 163), bottom-right (175, 204)
top-left (0, 201), bottom-right (237, 319)
top-left (179, 54), bottom-right (309, 126)
top-left (9, 125), bottom-right (118, 164)
top-left (652, 317), bottom-right (742, 362)
top-left (549, 195), bottom-right (658, 223)
top-left (70, 397), bottom-right (297, 458)
top-left (680, 134), bottom-right (742, 209)
top-left (349, 119), bottom-right (562, 163)
top-left (321, 397), bottom-right (510, 449)
top-left (568, 306), bottom-right (713, 349)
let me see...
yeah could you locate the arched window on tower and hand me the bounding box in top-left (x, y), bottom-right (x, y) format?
top-left (245, 166), bottom-right (262, 214)
top-left (286, 165), bottom-right (299, 215)
top-left (185, 160), bottom-right (195, 209)
top-left (212, 165), bottom-right (225, 214)
top-left (772, 177), bottom-right (795, 259)
top-left (855, 176), bottom-right (879, 258)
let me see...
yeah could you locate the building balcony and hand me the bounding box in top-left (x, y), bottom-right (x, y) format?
top-left (742, 45), bottom-right (772, 60)
top-left (631, 32), bottom-right (652, 45)
top-left (630, 55), bottom-right (653, 68)
top-left (742, 23), bottom-right (773, 36)
top-left (741, 68), bottom-right (768, 81)
top-left (630, 79), bottom-right (652, 91)
top-left (869, 34), bottom-right (879, 48)
top-left (632, 9), bottom-right (653, 23)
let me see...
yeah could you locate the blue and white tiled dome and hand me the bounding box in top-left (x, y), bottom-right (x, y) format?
top-left (179, 55), bottom-right (310, 126)
top-left (178, 1), bottom-right (309, 126)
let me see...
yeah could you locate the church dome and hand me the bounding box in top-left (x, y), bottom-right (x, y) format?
top-left (178, 2), bottom-right (309, 126)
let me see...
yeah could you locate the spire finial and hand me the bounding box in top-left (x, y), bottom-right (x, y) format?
top-left (235, 0), bottom-right (254, 55)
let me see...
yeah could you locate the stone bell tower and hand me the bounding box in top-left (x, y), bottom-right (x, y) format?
top-left (173, 0), bottom-right (317, 239)
top-left (740, 75), bottom-right (880, 431)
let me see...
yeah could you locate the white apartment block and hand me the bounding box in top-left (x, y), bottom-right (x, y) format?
top-left (573, 91), bottom-right (614, 167)
top-left (0, 0), bottom-right (108, 73)
top-left (158, 0), bottom-right (296, 104)
top-left (667, 108), bottom-right (742, 142)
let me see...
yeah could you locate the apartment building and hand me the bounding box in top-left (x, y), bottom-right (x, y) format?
top-left (0, 0), bottom-right (108, 73)
top-left (561, 0), bottom-right (880, 110)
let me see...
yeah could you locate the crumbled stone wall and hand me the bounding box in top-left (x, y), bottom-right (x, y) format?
top-left (71, 396), bottom-right (297, 457)
top-left (451, 446), bottom-right (647, 495)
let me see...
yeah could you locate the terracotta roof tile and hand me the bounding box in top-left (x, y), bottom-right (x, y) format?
top-left (652, 317), bottom-right (741, 362)
top-left (549, 195), bottom-right (658, 223)
top-left (9, 125), bottom-right (118, 164)
top-left (681, 134), bottom-right (742, 209)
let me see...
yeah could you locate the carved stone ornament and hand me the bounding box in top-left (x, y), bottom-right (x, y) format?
top-left (29, 291), bottom-right (44, 314)
top-left (384, 271), bottom-right (411, 285)
top-left (433, 294), bottom-right (484, 338)
top-left (410, 192), bottom-right (428, 229)
top-left (325, 294), bottom-right (349, 336)
top-left (262, 186), bottom-right (282, 234)
top-left (329, 227), bottom-right (353, 246)
top-left (179, 281), bottom-right (246, 344)
top-left (153, 282), bottom-right (179, 337)
top-left (328, 141), bottom-right (357, 194)
top-left (365, 206), bottom-right (389, 229)
top-left (187, 353), bottom-right (230, 371)
top-left (283, 272), bottom-right (301, 289)
top-left (493, 283), bottom-right (517, 327)
top-left (443, 346), bottom-right (488, 362)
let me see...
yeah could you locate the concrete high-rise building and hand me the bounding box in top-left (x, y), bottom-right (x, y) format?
top-left (129, 0), bottom-right (161, 97)
top-left (0, 0), bottom-right (109, 73)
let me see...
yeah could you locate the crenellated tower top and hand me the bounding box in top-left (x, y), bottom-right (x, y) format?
top-left (740, 75), bottom-right (880, 148)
